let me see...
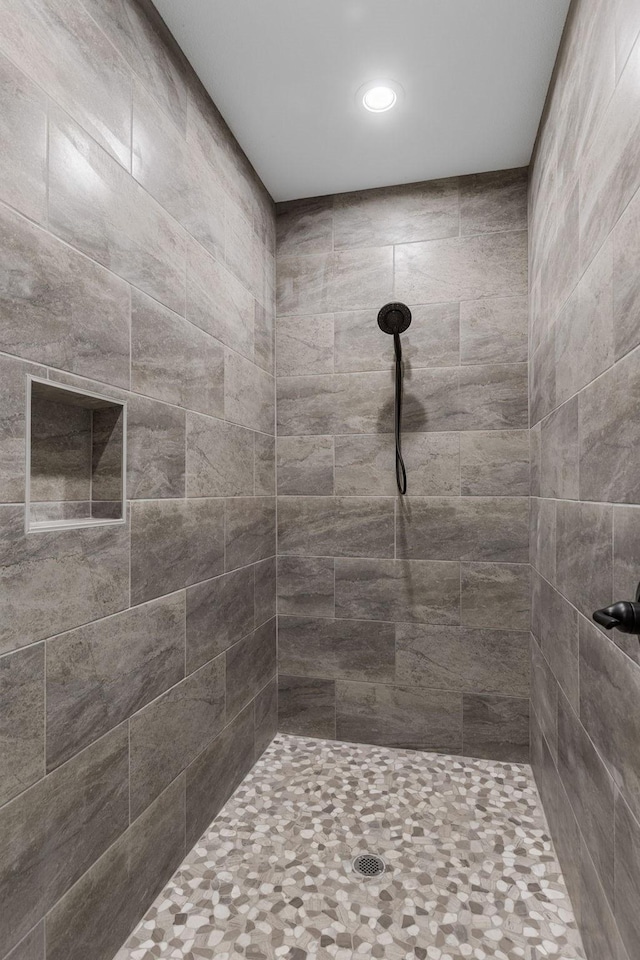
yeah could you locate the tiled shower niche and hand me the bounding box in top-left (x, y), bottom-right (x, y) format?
top-left (26, 377), bottom-right (126, 532)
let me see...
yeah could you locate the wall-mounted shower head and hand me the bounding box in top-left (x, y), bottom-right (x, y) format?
top-left (377, 302), bottom-right (412, 335)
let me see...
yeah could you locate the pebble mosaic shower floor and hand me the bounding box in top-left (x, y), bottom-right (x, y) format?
top-left (114, 735), bottom-right (585, 960)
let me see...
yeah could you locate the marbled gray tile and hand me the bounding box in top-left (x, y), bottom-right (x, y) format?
top-left (580, 616), bottom-right (640, 826)
top-left (254, 556), bottom-right (276, 627)
top-left (0, 0), bottom-right (132, 166)
top-left (613, 504), bottom-right (640, 662)
top-left (530, 496), bottom-right (556, 583)
top-left (530, 422), bottom-right (541, 497)
top-left (557, 692), bottom-right (615, 905)
top-left (186, 412), bottom-right (254, 498)
top-left (81, 0), bottom-right (187, 132)
top-left (532, 570), bottom-right (579, 711)
top-left (48, 111), bottom-right (186, 314)
top-left (276, 253), bottom-right (333, 317)
top-left (330, 246), bottom-right (394, 311)
top-left (580, 345), bottom-right (640, 503)
top-left (276, 196), bottom-right (333, 257)
top-left (254, 677), bottom-right (278, 759)
top-left (276, 313), bottom-right (334, 376)
top-left (333, 178), bottom-right (459, 248)
top-left (540, 397), bottom-right (579, 500)
top-left (336, 681), bottom-right (462, 753)
top-left (0, 355), bottom-right (47, 504)
top-left (186, 239), bottom-right (254, 360)
top-left (225, 497), bottom-right (276, 571)
top-left (46, 775), bottom-right (185, 960)
top-left (556, 238), bottom-right (614, 403)
top-left (131, 289), bottom-right (224, 418)
top-left (186, 567), bottom-right (254, 674)
top-left (402, 367), bottom-right (461, 433)
top-left (276, 372), bottom-right (391, 436)
top-left (130, 499), bottom-right (224, 604)
top-left (397, 496), bottom-right (529, 562)
top-left (278, 676), bottom-right (336, 739)
top-left (460, 562), bottom-right (530, 631)
top-left (127, 395), bottom-right (186, 499)
top-left (254, 433), bottom-right (275, 496)
top-left (462, 694), bottom-right (529, 762)
top-left (0, 724), bottom-right (128, 955)
top-left (0, 644), bottom-right (44, 806)
top-left (579, 836), bottom-right (629, 960)
top-left (613, 179), bottom-right (640, 360)
top-left (460, 296), bottom-right (528, 365)
top-left (277, 436), bottom-right (334, 495)
top-left (277, 556), bottom-right (335, 618)
top-left (457, 363), bottom-right (529, 430)
top-left (4, 922), bottom-right (44, 960)
top-left (225, 349), bottom-right (274, 435)
top-left (459, 168), bottom-right (528, 235)
top-left (395, 231), bottom-right (528, 304)
top-left (334, 302), bottom-right (460, 373)
top-left (254, 299), bottom-right (275, 375)
top-left (279, 616), bottom-right (395, 683)
top-left (531, 636), bottom-right (559, 762)
top-left (0, 505), bottom-right (129, 656)
top-left (530, 328), bottom-right (556, 426)
top-left (335, 558), bottom-right (460, 625)
top-left (396, 623), bottom-right (529, 697)
top-left (46, 593), bottom-right (185, 770)
top-left (556, 500), bottom-right (613, 621)
top-left (225, 199), bottom-right (263, 300)
top-left (132, 80), bottom-right (225, 261)
top-left (226, 618), bottom-right (276, 719)
top-left (0, 204), bottom-right (130, 387)
top-left (544, 183), bottom-right (580, 326)
top-left (615, 791), bottom-right (640, 960)
top-left (335, 433), bottom-right (460, 497)
top-left (29, 397), bottom-right (91, 503)
top-left (460, 430), bottom-right (529, 496)
top-left (278, 496), bottom-right (394, 558)
top-left (186, 704), bottom-right (255, 847)
top-left (276, 374), bottom-right (337, 435)
top-left (130, 656), bottom-right (225, 819)
top-left (0, 51), bottom-right (47, 224)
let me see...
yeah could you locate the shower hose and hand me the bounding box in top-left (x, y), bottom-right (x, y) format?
top-left (393, 332), bottom-right (407, 495)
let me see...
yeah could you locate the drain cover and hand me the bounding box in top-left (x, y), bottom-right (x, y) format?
top-left (352, 853), bottom-right (386, 878)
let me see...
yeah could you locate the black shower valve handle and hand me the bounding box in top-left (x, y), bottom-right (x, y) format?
top-left (592, 593), bottom-right (640, 635)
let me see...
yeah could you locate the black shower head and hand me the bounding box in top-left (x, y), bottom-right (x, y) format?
top-left (377, 302), bottom-right (412, 335)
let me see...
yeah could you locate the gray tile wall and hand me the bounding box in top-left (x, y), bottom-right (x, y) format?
top-left (529, 1), bottom-right (640, 958)
top-left (275, 170), bottom-right (531, 760)
top-left (0, 2), bottom-right (276, 958)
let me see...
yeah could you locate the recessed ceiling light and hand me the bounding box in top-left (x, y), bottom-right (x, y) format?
top-left (357, 80), bottom-right (403, 114)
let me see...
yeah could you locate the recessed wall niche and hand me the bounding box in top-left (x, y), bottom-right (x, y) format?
top-left (26, 377), bottom-right (127, 532)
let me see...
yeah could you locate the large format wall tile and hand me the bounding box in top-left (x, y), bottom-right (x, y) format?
top-left (459, 430), bottom-right (529, 496)
top-left (614, 792), bottom-right (640, 959)
top-left (276, 196), bottom-right (333, 258)
top-left (226, 618), bottom-right (276, 718)
top-left (129, 656), bottom-right (225, 819)
top-left (224, 350), bottom-right (274, 435)
top-left (0, 644), bottom-right (44, 806)
top-left (46, 775), bottom-right (185, 960)
top-left (4, 923), bottom-right (44, 960)
top-left (131, 290), bottom-right (224, 418)
top-left (278, 675), bottom-right (336, 738)
top-left (186, 413), bottom-right (254, 498)
top-left (187, 239), bottom-right (254, 360)
top-left (460, 296), bottom-right (528, 365)
top-left (277, 436), bottom-right (334, 495)
top-left (336, 681), bottom-right (463, 753)
top-left (457, 363), bottom-right (529, 430)
top-left (186, 567), bottom-right (254, 673)
top-left (0, 204), bottom-right (130, 387)
top-left (0, 52), bottom-right (47, 224)
top-left (335, 433), bottom-right (460, 497)
top-left (127, 395), bottom-right (186, 499)
top-left (395, 231), bottom-right (527, 304)
top-left (279, 616), bottom-right (395, 683)
top-left (0, 724), bottom-right (128, 955)
top-left (278, 497), bottom-right (395, 558)
top-left (130, 499), bottom-right (224, 604)
top-left (397, 497), bottom-right (529, 562)
top-left (276, 313), bottom-right (334, 376)
top-left (335, 558), bottom-right (460, 625)
top-left (225, 498), bottom-right (276, 570)
top-left (462, 694), bottom-right (529, 762)
top-left (460, 562), bottom-right (530, 631)
top-left (0, 355), bottom-right (46, 504)
top-left (46, 592), bottom-right (185, 770)
top-left (48, 111), bottom-right (186, 314)
top-left (277, 556), bottom-right (335, 618)
top-left (459, 168), bottom-right (528, 236)
top-left (0, 505), bottom-right (129, 655)
top-left (395, 623), bottom-right (529, 697)
top-left (556, 500), bottom-right (613, 620)
top-left (0, 0), bottom-right (132, 166)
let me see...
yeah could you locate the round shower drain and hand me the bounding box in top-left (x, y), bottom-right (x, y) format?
top-left (352, 853), bottom-right (386, 878)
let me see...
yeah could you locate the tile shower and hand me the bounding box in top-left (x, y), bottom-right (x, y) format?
top-left (0, 2), bottom-right (638, 960)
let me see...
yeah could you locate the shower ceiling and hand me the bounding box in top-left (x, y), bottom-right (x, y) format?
top-left (151, 0), bottom-right (570, 201)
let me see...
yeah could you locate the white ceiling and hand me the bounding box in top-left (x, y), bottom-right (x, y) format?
top-left (152, 0), bottom-right (570, 202)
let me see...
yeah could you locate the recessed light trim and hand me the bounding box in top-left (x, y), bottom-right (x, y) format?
top-left (357, 79), bottom-right (404, 113)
